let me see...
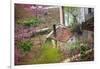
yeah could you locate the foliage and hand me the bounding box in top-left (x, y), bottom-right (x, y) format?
top-left (18, 40), bottom-right (33, 54)
top-left (66, 38), bottom-right (91, 61)
top-left (64, 7), bottom-right (80, 32)
top-left (66, 39), bottom-right (89, 56)
top-left (64, 7), bottom-right (80, 17)
top-left (32, 40), bottom-right (63, 64)
top-left (80, 41), bottom-right (90, 59)
top-left (17, 17), bottom-right (41, 26)
top-left (66, 40), bottom-right (81, 53)
top-left (38, 47), bottom-right (62, 63)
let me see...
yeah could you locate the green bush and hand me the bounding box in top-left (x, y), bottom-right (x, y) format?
top-left (17, 17), bottom-right (41, 26)
top-left (80, 43), bottom-right (89, 59)
top-left (18, 40), bottom-right (33, 54)
top-left (23, 18), bottom-right (40, 26)
top-left (66, 41), bottom-right (80, 52)
top-left (32, 41), bottom-right (63, 64)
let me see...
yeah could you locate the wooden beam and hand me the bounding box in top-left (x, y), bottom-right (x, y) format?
top-left (59, 6), bottom-right (65, 25)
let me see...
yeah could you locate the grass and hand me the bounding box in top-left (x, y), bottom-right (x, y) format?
top-left (16, 37), bottom-right (91, 64)
top-left (31, 40), bottom-right (63, 64)
top-left (65, 39), bottom-right (90, 57)
top-left (65, 39), bottom-right (92, 61)
top-left (67, 42), bottom-right (80, 51)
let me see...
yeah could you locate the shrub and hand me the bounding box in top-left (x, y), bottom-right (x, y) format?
top-left (17, 17), bottom-right (41, 26)
top-left (23, 18), bottom-right (40, 26)
top-left (39, 46), bottom-right (62, 63)
top-left (80, 43), bottom-right (90, 59)
top-left (18, 40), bottom-right (33, 54)
top-left (66, 41), bottom-right (80, 52)
top-left (32, 40), bottom-right (63, 64)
